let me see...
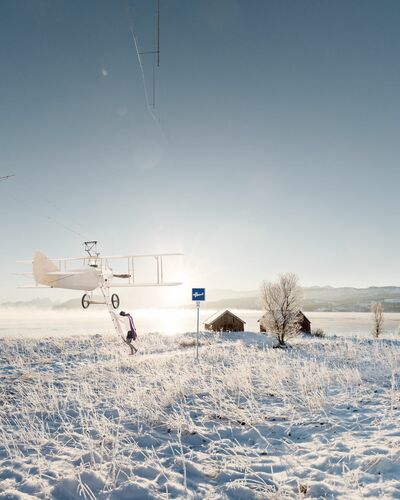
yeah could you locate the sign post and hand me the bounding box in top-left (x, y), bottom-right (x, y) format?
top-left (192, 288), bottom-right (205, 360)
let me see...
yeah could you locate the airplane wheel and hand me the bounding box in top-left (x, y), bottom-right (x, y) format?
top-left (81, 294), bottom-right (90, 309)
top-left (111, 294), bottom-right (120, 309)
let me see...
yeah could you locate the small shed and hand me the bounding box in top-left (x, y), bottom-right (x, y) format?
top-left (204, 310), bottom-right (246, 332)
top-left (259, 311), bottom-right (311, 334)
top-left (298, 311), bottom-right (311, 333)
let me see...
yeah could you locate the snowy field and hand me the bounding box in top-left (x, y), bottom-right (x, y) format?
top-left (0, 332), bottom-right (399, 499)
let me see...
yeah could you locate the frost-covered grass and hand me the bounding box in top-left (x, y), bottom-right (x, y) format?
top-left (0, 332), bottom-right (399, 499)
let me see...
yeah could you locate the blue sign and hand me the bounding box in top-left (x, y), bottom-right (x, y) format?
top-left (192, 288), bottom-right (206, 301)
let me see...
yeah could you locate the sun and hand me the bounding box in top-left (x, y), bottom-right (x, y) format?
top-left (164, 272), bottom-right (192, 307)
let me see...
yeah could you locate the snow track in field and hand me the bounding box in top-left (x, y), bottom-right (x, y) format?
top-left (0, 332), bottom-right (399, 499)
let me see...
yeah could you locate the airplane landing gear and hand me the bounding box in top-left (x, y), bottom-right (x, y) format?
top-left (111, 294), bottom-right (120, 309)
top-left (81, 292), bottom-right (120, 309)
top-left (81, 294), bottom-right (90, 309)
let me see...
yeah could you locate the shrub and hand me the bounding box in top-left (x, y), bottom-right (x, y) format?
top-left (311, 328), bottom-right (325, 338)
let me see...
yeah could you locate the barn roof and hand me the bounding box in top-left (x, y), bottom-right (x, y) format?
top-left (298, 311), bottom-right (311, 323)
top-left (258, 310), bottom-right (310, 323)
top-left (204, 309), bottom-right (246, 326)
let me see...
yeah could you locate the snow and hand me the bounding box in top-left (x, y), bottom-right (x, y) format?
top-left (0, 332), bottom-right (399, 499)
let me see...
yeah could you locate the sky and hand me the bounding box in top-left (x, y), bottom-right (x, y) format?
top-left (1, 0), bottom-right (400, 303)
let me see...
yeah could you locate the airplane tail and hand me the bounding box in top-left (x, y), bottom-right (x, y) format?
top-left (33, 251), bottom-right (58, 286)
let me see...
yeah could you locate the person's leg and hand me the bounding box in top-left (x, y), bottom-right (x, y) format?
top-left (128, 339), bottom-right (137, 355)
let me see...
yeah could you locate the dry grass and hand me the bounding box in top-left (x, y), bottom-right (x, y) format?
top-left (0, 334), bottom-right (399, 498)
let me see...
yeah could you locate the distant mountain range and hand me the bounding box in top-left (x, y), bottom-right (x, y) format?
top-left (302, 286), bottom-right (400, 312)
top-left (0, 298), bottom-right (54, 309)
top-left (2, 286), bottom-right (400, 312)
top-left (203, 286), bottom-right (400, 312)
top-left (0, 297), bottom-right (84, 310)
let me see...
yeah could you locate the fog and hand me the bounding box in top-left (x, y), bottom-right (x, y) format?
top-left (1, 308), bottom-right (400, 339)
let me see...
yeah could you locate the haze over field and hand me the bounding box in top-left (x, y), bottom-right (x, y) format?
top-left (4, 286), bottom-right (400, 312)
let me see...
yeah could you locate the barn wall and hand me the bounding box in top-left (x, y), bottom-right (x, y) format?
top-left (208, 313), bottom-right (245, 332)
top-left (300, 317), bottom-right (311, 333)
top-left (298, 313), bottom-right (311, 333)
top-left (259, 312), bottom-right (311, 334)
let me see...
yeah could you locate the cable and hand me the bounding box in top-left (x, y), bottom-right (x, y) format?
top-left (125, 1), bottom-right (168, 141)
top-left (1, 173), bottom-right (88, 240)
top-left (18, 177), bottom-right (89, 236)
top-left (7, 191), bottom-right (87, 241)
top-left (0, 174), bottom-right (14, 182)
top-left (129, 23), bottom-right (159, 123)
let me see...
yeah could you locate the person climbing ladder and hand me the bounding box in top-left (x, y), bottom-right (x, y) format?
top-left (117, 311), bottom-right (138, 355)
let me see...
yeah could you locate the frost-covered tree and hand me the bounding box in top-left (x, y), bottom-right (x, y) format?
top-left (371, 302), bottom-right (384, 338)
top-left (260, 273), bottom-right (303, 347)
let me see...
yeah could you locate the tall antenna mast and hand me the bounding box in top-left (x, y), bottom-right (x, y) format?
top-left (136, 0), bottom-right (160, 109)
top-left (157, 0), bottom-right (160, 67)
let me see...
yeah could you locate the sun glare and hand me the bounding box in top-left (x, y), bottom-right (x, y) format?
top-left (164, 272), bottom-right (192, 307)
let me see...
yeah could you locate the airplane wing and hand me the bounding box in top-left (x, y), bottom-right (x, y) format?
top-left (17, 253), bottom-right (183, 263)
top-left (104, 253), bottom-right (183, 287)
top-left (108, 282), bottom-right (182, 288)
top-left (47, 271), bottom-right (84, 275)
top-left (17, 251), bottom-right (183, 289)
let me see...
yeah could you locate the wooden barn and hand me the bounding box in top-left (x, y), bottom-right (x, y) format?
top-left (259, 311), bottom-right (311, 334)
top-left (204, 310), bottom-right (246, 332)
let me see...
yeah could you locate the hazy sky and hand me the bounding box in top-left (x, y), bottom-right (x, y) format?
top-left (1, 0), bottom-right (400, 302)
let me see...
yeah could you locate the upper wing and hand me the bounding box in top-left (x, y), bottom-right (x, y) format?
top-left (17, 253), bottom-right (183, 264)
top-left (17, 252), bottom-right (183, 288)
top-left (105, 254), bottom-right (183, 287)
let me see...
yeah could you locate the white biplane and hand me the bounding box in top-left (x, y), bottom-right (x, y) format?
top-left (18, 241), bottom-right (183, 342)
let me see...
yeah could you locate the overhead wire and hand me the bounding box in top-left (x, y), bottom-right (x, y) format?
top-left (0, 174), bottom-right (15, 182)
top-left (2, 176), bottom-right (88, 241)
top-left (125, 0), bottom-right (167, 140)
top-left (2, 2), bottom-right (169, 243)
top-left (128, 22), bottom-right (159, 124)
top-left (19, 178), bottom-right (89, 236)
top-left (9, 191), bottom-right (87, 240)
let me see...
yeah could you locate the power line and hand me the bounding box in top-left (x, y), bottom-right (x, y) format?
top-left (125, 1), bottom-right (162, 123)
top-left (0, 174), bottom-right (14, 182)
top-left (1, 173), bottom-right (88, 239)
top-left (8, 191), bottom-right (87, 240)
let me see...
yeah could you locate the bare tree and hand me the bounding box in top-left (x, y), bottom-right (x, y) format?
top-left (371, 302), bottom-right (384, 338)
top-left (260, 273), bottom-right (303, 347)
